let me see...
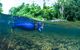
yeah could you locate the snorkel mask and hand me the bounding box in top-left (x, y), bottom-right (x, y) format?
top-left (37, 21), bottom-right (44, 32)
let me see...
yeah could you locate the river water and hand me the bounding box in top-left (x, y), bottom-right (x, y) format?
top-left (0, 14), bottom-right (80, 38)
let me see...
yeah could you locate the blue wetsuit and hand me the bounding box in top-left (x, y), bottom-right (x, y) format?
top-left (12, 17), bottom-right (35, 30)
top-left (12, 16), bottom-right (43, 31)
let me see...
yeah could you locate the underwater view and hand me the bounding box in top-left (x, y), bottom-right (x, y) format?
top-left (0, 0), bottom-right (80, 50)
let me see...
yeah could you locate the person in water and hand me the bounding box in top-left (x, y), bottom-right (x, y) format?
top-left (12, 20), bottom-right (44, 32)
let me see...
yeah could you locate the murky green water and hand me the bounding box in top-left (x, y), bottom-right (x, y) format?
top-left (43, 23), bottom-right (80, 36)
top-left (0, 14), bottom-right (80, 37)
top-left (0, 14), bottom-right (80, 50)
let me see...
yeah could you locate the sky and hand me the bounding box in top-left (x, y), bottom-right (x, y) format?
top-left (0, 0), bottom-right (57, 14)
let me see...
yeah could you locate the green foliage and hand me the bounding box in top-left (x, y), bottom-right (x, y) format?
top-left (9, 0), bottom-right (80, 21)
top-left (58, 0), bottom-right (80, 21)
top-left (53, 3), bottom-right (61, 18)
top-left (9, 3), bottom-right (60, 20)
top-left (0, 3), bottom-right (3, 13)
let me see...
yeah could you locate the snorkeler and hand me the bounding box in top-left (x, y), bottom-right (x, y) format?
top-left (12, 20), bottom-right (44, 32)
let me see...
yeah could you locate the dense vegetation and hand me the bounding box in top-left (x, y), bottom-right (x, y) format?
top-left (9, 3), bottom-right (56, 20)
top-left (0, 0), bottom-right (80, 21)
top-left (58, 0), bottom-right (80, 21)
top-left (7, 0), bottom-right (80, 21)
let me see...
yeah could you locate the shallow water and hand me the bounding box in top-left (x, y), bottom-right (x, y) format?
top-left (0, 14), bottom-right (80, 50)
top-left (43, 23), bottom-right (80, 36)
top-left (0, 14), bottom-right (80, 37)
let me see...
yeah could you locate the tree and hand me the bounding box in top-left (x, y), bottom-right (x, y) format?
top-left (57, 0), bottom-right (80, 21)
top-left (0, 3), bottom-right (3, 13)
top-left (9, 3), bottom-right (25, 15)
